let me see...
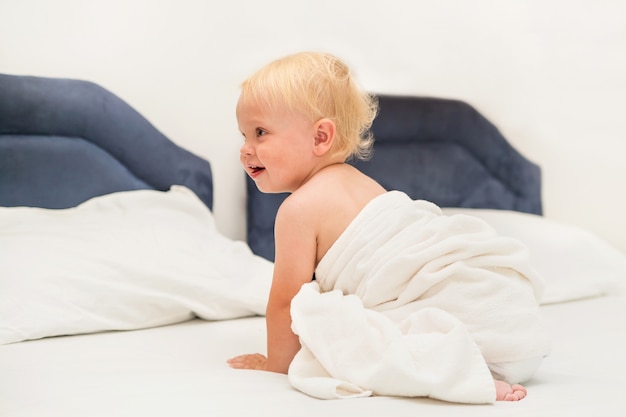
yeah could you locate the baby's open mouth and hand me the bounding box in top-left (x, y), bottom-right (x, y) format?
top-left (250, 165), bottom-right (265, 174)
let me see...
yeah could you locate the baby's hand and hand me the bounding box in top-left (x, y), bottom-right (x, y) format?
top-left (227, 353), bottom-right (268, 370)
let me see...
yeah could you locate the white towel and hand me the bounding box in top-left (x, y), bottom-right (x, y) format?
top-left (288, 191), bottom-right (550, 404)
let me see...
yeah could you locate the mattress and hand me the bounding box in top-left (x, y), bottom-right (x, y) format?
top-left (2, 293), bottom-right (625, 417)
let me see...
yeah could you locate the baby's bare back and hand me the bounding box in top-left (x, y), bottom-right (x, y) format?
top-left (289, 163), bottom-right (386, 265)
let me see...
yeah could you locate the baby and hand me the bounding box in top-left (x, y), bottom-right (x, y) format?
top-left (228, 51), bottom-right (549, 402)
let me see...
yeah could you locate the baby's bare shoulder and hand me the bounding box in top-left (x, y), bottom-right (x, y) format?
top-left (280, 181), bottom-right (333, 217)
top-left (289, 171), bottom-right (349, 206)
top-left (281, 164), bottom-right (383, 222)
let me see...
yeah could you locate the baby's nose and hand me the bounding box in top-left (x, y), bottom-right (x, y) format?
top-left (240, 142), bottom-right (253, 156)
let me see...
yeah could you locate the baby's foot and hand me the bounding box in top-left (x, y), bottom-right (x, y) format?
top-left (494, 379), bottom-right (527, 401)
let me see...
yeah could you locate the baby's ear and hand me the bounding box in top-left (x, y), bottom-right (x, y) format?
top-left (313, 119), bottom-right (336, 156)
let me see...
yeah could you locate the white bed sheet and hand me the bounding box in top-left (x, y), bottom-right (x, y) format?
top-left (2, 294), bottom-right (625, 417)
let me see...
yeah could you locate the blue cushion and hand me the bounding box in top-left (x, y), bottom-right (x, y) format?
top-left (0, 74), bottom-right (213, 209)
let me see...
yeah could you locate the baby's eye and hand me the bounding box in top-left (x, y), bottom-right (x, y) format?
top-left (256, 128), bottom-right (266, 137)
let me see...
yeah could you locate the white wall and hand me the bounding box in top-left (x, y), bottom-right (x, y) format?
top-left (2, 0), bottom-right (625, 253)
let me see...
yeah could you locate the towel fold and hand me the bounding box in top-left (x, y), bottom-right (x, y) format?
top-left (288, 191), bottom-right (550, 404)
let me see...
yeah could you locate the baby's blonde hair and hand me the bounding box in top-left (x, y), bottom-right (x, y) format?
top-left (239, 52), bottom-right (378, 161)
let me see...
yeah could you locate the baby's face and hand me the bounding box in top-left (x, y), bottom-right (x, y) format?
top-left (237, 97), bottom-right (319, 194)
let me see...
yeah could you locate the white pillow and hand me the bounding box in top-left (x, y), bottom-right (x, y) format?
top-left (442, 208), bottom-right (626, 304)
top-left (0, 186), bottom-right (273, 345)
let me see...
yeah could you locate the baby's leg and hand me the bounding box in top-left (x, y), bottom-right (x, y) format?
top-left (488, 356), bottom-right (543, 384)
top-left (488, 356), bottom-right (543, 401)
top-left (494, 379), bottom-right (527, 401)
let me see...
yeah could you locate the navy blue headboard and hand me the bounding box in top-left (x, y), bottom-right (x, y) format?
top-left (246, 94), bottom-right (542, 261)
top-left (0, 74), bottom-right (213, 209)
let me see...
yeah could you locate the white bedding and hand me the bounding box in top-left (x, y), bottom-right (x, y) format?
top-left (1, 294), bottom-right (625, 417)
top-left (2, 189), bottom-right (626, 415)
top-left (0, 187), bottom-right (272, 345)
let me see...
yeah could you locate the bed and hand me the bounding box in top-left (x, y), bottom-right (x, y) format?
top-left (1, 73), bottom-right (625, 416)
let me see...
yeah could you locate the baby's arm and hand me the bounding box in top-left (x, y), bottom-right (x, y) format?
top-left (265, 198), bottom-right (318, 373)
top-left (228, 197), bottom-right (317, 374)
